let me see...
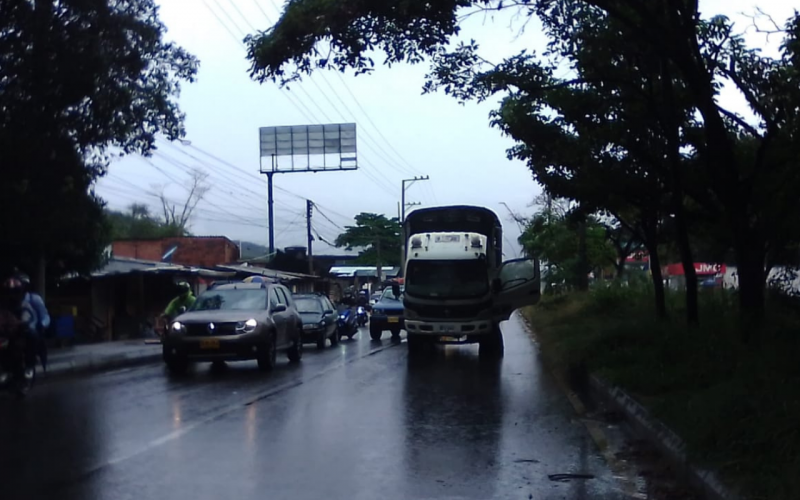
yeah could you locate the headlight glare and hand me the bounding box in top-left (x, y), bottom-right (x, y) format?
top-left (236, 318), bottom-right (258, 333)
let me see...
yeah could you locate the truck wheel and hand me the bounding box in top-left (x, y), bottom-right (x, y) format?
top-left (407, 335), bottom-right (426, 355)
top-left (479, 329), bottom-right (504, 358)
top-left (369, 323), bottom-right (382, 340)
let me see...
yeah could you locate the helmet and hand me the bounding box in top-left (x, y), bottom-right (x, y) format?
top-left (177, 281), bottom-right (191, 293)
top-left (16, 273), bottom-right (30, 286)
top-left (1, 277), bottom-right (25, 304)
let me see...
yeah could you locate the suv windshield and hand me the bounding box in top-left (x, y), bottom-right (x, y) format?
top-left (191, 289), bottom-right (267, 311)
top-left (294, 297), bottom-right (323, 314)
top-left (405, 260), bottom-right (489, 299)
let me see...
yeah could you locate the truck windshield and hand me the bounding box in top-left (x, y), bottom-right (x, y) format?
top-left (405, 260), bottom-right (489, 299)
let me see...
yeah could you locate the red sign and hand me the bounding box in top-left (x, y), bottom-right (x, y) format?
top-left (663, 263), bottom-right (726, 276)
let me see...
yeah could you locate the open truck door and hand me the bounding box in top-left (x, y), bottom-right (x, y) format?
top-left (492, 258), bottom-right (541, 321)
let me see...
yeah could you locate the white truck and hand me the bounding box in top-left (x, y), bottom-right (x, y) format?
top-left (402, 205), bottom-right (540, 356)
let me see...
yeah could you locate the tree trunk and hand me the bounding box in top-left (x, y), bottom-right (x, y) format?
top-left (734, 233), bottom-right (766, 341)
top-left (576, 216), bottom-right (589, 291)
top-left (642, 218), bottom-right (667, 319)
top-left (673, 199), bottom-right (698, 324)
top-left (660, 59), bottom-right (698, 325)
top-left (647, 244), bottom-right (667, 319)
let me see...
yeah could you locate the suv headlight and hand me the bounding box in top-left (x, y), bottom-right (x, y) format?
top-left (171, 321), bottom-right (185, 334)
top-left (236, 318), bottom-right (258, 333)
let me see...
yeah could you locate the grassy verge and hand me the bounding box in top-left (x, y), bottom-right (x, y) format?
top-left (524, 285), bottom-right (800, 500)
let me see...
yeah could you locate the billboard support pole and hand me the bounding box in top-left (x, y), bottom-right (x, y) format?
top-left (267, 171), bottom-right (275, 255)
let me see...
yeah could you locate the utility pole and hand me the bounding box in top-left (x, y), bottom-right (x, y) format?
top-left (400, 176), bottom-right (429, 276)
top-left (401, 176), bottom-right (429, 223)
top-left (306, 200), bottom-right (314, 275)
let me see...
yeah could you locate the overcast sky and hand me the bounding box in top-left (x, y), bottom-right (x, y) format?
top-left (97, 0), bottom-right (792, 258)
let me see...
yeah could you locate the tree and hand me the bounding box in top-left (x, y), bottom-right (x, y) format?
top-left (157, 169), bottom-right (211, 233)
top-left (0, 0), bottom-right (198, 283)
top-left (519, 200), bottom-right (615, 292)
top-left (106, 204), bottom-right (184, 240)
top-left (335, 213), bottom-right (402, 278)
top-left (245, 0), bottom-right (800, 334)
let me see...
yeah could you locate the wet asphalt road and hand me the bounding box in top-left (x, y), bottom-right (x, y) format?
top-left (0, 314), bottom-right (639, 500)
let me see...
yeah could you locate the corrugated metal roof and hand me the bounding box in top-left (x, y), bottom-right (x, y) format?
top-left (215, 264), bottom-right (318, 281)
top-left (91, 257), bottom-right (233, 278)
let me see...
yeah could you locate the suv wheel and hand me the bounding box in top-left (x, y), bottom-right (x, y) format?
top-left (316, 330), bottom-right (327, 349)
top-left (163, 347), bottom-right (189, 375)
top-left (369, 323), bottom-right (382, 340)
top-left (258, 334), bottom-right (278, 371)
top-left (287, 333), bottom-right (303, 363)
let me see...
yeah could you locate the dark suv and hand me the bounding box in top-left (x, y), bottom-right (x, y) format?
top-left (162, 282), bottom-right (303, 374)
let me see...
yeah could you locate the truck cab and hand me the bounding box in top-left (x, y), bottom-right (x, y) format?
top-left (402, 206), bottom-right (540, 357)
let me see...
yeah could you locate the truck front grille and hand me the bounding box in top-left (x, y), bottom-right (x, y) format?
top-left (409, 301), bottom-right (492, 320)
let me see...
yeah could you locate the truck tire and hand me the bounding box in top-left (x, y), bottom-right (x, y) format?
top-left (369, 323), bottom-right (382, 340)
top-left (407, 335), bottom-right (426, 355)
top-left (479, 328), bottom-right (504, 358)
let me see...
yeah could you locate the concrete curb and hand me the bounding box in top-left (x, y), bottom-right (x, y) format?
top-left (588, 375), bottom-right (741, 500)
top-left (44, 347), bottom-right (163, 380)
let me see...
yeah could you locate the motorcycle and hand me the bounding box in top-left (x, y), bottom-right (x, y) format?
top-left (336, 306), bottom-right (358, 340)
top-left (0, 311), bottom-right (34, 398)
top-left (356, 306), bottom-right (368, 327)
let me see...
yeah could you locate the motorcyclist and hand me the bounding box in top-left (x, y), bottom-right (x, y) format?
top-left (0, 277), bottom-right (38, 381)
top-left (163, 282), bottom-right (196, 321)
top-left (156, 282), bottom-right (195, 338)
top-left (17, 273), bottom-right (50, 373)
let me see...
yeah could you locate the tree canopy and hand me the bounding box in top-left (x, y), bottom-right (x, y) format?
top-left (0, 0), bottom-right (198, 280)
top-left (106, 204), bottom-right (185, 241)
top-left (247, 0), bottom-right (800, 333)
top-left (335, 213), bottom-right (402, 267)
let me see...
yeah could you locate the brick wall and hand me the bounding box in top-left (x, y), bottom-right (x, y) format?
top-left (112, 237), bottom-right (240, 267)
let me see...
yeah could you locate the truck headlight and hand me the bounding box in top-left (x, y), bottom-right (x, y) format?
top-left (404, 309), bottom-right (418, 320)
top-left (171, 321), bottom-right (185, 334)
top-left (236, 318), bottom-right (258, 333)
